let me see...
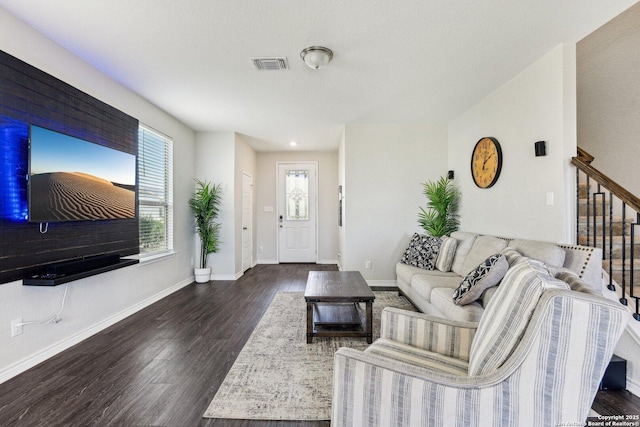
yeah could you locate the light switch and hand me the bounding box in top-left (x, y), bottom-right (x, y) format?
top-left (546, 192), bottom-right (554, 206)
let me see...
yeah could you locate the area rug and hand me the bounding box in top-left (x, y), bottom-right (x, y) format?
top-left (203, 291), bottom-right (415, 421)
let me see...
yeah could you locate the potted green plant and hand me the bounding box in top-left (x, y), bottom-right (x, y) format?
top-left (189, 179), bottom-right (222, 283)
top-left (418, 176), bottom-right (460, 237)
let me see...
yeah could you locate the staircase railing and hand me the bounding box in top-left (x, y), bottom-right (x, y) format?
top-left (572, 147), bottom-right (640, 320)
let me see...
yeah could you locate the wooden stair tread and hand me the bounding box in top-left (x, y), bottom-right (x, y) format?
top-left (578, 215), bottom-right (636, 222)
top-left (602, 259), bottom-right (640, 269)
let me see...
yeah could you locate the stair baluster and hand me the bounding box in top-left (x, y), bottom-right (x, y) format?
top-left (572, 147), bottom-right (640, 320)
top-left (632, 214), bottom-right (639, 320)
top-left (608, 192), bottom-right (615, 292)
top-left (621, 201), bottom-right (628, 306)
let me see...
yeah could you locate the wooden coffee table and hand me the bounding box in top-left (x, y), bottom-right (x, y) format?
top-left (304, 271), bottom-right (375, 344)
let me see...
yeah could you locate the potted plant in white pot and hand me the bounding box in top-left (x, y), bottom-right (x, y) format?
top-left (189, 179), bottom-right (222, 283)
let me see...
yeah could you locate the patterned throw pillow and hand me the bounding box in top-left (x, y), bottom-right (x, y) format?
top-left (400, 233), bottom-right (441, 270)
top-left (453, 254), bottom-right (509, 305)
top-left (435, 236), bottom-right (457, 272)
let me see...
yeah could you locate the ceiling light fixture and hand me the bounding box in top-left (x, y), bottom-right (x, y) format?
top-left (300, 46), bottom-right (333, 70)
top-left (290, 141), bottom-right (298, 147)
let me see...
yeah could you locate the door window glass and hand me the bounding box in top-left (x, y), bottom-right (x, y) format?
top-left (285, 170), bottom-right (309, 220)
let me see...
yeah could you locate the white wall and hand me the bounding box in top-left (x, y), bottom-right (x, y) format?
top-left (194, 132), bottom-right (237, 279)
top-left (0, 9), bottom-right (196, 382)
top-left (342, 123), bottom-right (448, 283)
top-left (255, 151), bottom-right (339, 264)
top-left (234, 134), bottom-right (257, 272)
top-left (194, 132), bottom-right (257, 279)
top-left (448, 44), bottom-right (577, 243)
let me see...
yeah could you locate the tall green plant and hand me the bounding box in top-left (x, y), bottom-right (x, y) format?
top-left (418, 176), bottom-right (460, 237)
top-left (189, 180), bottom-right (222, 269)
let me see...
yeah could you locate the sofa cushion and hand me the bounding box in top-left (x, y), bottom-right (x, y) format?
top-left (430, 288), bottom-right (484, 323)
top-left (411, 274), bottom-right (462, 302)
top-left (396, 263), bottom-right (429, 286)
top-left (468, 259), bottom-right (569, 376)
top-left (508, 238), bottom-right (566, 267)
top-left (396, 262), bottom-right (457, 289)
top-left (459, 236), bottom-right (509, 277)
top-left (453, 254), bottom-right (509, 305)
top-left (435, 236), bottom-right (457, 272)
top-left (400, 233), bottom-right (441, 270)
top-left (450, 232), bottom-right (478, 275)
top-left (365, 338), bottom-right (469, 375)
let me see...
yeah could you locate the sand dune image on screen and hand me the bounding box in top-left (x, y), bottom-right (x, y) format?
top-left (30, 171), bottom-right (135, 221)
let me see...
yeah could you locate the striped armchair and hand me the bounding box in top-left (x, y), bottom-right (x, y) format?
top-left (332, 260), bottom-right (630, 427)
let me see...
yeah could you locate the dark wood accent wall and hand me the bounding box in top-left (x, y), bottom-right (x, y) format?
top-left (0, 50), bottom-right (139, 284)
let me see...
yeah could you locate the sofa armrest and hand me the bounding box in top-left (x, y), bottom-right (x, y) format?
top-left (380, 307), bottom-right (478, 361)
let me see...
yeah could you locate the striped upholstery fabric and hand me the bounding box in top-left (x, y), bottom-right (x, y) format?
top-left (500, 246), bottom-right (525, 266)
top-left (380, 307), bottom-right (477, 361)
top-left (555, 270), bottom-right (601, 295)
top-left (365, 338), bottom-right (469, 375)
top-left (468, 259), bottom-right (569, 375)
top-left (332, 291), bottom-right (630, 427)
top-left (435, 236), bottom-right (458, 272)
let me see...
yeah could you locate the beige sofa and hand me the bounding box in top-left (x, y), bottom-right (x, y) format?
top-left (396, 231), bottom-right (603, 322)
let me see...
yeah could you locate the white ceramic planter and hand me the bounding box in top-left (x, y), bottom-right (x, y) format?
top-left (194, 267), bottom-right (211, 283)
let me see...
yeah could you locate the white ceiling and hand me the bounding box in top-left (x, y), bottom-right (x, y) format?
top-left (0, 0), bottom-right (637, 151)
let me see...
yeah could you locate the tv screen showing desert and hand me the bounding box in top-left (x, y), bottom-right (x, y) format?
top-left (29, 126), bottom-right (136, 222)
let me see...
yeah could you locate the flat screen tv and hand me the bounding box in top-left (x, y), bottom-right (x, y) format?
top-left (28, 125), bottom-right (136, 223)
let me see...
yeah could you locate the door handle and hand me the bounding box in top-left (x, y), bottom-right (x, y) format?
top-left (243, 227), bottom-right (248, 230)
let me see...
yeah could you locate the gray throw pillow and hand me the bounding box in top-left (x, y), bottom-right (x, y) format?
top-left (453, 254), bottom-right (509, 305)
top-left (435, 236), bottom-right (457, 272)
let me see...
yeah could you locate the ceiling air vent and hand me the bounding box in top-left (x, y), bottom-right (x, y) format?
top-left (251, 57), bottom-right (289, 71)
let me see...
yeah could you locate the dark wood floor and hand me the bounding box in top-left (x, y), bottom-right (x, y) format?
top-left (0, 263), bottom-right (637, 426)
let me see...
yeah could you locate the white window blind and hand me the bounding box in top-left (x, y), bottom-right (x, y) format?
top-left (138, 124), bottom-right (173, 257)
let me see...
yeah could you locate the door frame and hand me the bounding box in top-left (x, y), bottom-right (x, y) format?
top-left (242, 172), bottom-right (253, 272)
top-left (276, 161), bottom-right (319, 263)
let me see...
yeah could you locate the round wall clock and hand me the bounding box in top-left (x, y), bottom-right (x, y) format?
top-left (471, 137), bottom-right (502, 188)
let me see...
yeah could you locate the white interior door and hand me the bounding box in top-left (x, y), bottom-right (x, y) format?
top-left (242, 172), bottom-right (253, 272)
top-left (277, 162), bottom-right (317, 263)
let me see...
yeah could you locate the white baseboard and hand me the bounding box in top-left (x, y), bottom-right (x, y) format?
top-left (627, 375), bottom-right (640, 397)
top-left (210, 273), bottom-right (241, 280)
top-left (257, 260), bottom-right (279, 265)
top-left (367, 279), bottom-right (397, 288)
top-left (0, 277), bottom-right (193, 385)
top-left (317, 259), bottom-right (338, 265)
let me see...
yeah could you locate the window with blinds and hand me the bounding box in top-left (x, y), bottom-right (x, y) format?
top-left (138, 124), bottom-right (173, 257)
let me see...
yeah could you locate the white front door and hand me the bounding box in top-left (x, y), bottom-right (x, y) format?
top-left (277, 162), bottom-right (317, 263)
top-left (242, 172), bottom-right (253, 272)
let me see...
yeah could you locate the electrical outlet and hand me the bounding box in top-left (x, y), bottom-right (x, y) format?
top-left (11, 318), bottom-right (23, 337)
top-left (365, 260), bottom-right (372, 269)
